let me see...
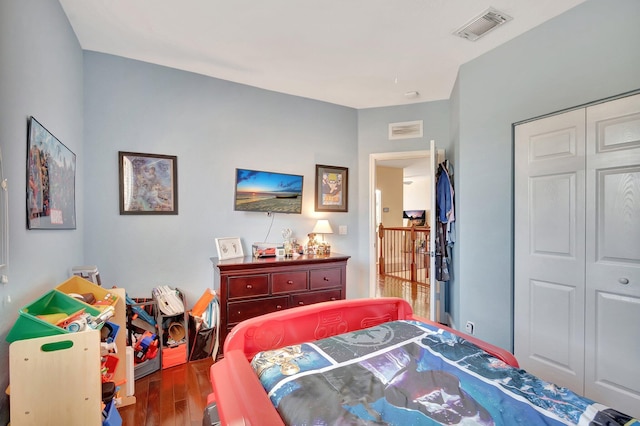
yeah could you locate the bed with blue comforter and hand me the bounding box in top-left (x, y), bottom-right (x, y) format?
top-left (250, 320), bottom-right (637, 426)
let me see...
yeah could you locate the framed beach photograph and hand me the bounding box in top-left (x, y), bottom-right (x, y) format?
top-left (27, 116), bottom-right (76, 229)
top-left (315, 164), bottom-right (348, 212)
top-left (119, 151), bottom-right (178, 215)
top-left (215, 237), bottom-right (244, 260)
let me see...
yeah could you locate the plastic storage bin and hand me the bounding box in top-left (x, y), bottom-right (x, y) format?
top-left (6, 289), bottom-right (102, 342)
top-left (161, 344), bottom-right (187, 369)
top-left (127, 297), bottom-right (161, 379)
top-left (154, 287), bottom-right (188, 369)
top-left (102, 400), bottom-right (122, 426)
top-left (56, 275), bottom-right (119, 310)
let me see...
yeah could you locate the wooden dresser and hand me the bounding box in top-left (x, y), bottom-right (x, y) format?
top-left (211, 253), bottom-right (350, 348)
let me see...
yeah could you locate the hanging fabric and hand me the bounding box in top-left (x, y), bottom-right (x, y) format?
top-left (435, 161), bottom-right (455, 282)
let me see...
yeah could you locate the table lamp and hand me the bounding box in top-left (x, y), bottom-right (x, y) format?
top-left (312, 219), bottom-right (334, 243)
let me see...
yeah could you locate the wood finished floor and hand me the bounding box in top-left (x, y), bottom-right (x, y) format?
top-left (118, 357), bottom-right (213, 426)
top-left (118, 275), bottom-right (427, 425)
top-left (376, 274), bottom-right (430, 319)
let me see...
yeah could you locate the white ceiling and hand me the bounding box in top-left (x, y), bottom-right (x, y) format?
top-left (59, 0), bottom-right (586, 109)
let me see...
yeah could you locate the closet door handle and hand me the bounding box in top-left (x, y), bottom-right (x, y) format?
top-left (618, 278), bottom-right (629, 285)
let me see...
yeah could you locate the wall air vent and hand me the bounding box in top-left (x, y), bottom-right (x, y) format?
top-left (388, 120), bottom-right (423, 140)
top-left (454, 7), bottom-right (512, 41)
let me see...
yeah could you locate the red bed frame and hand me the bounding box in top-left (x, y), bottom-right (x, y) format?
top-left (207, 297), bottom-right (518, 425)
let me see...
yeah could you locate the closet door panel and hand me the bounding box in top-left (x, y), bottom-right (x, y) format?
top-left (514, 108), bottom-right (586, 393)
top-left (599, 167), bottom-right (640, 262)
top-left (585, 93), bottom-right (640, 418)
top-left (590, 292), bottom-right (640, 403)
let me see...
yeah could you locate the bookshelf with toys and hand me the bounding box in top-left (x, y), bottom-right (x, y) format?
top-left (153, 286), bottom-right (188, 369)
top-left (6, 275), bottom-right (134, 425)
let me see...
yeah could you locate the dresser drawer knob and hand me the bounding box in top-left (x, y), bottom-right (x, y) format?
top-left (330, 297), bottom-right (336, 301)
top-left (323, 277), bottom-right (330, 281)
top-left (287, 280), bottom-right (294, 285)
top-left (246, 284), bottom-right (253, 289)
top-left (276, 305), bottom-right (283, 309)
top-left (298, 301), bottom-right (305, 306)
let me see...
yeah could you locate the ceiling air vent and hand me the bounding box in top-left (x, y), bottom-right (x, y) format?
top-left (389, 120), bottom-right (423, 140)
top-left (454, 7), bottom-right (512, 41)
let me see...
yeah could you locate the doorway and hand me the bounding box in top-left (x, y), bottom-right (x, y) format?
top-left (369, 150), bottom-right (431, 318)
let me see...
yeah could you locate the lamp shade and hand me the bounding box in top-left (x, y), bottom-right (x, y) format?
top-left (312, 219), bottom-right (333, 235)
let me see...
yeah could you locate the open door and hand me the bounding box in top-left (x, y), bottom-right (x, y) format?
top-left (429, 140), bottom-right (447, 323)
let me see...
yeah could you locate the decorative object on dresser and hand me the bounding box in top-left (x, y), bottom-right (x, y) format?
top-left (311, 219), bottom-right (333, 255)
top-left (215, 236), bottom-right (244, 260)
top-left (211, 253), bottom-right (350, 351)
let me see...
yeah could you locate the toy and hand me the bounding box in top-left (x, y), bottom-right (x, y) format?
top-left (133, 331), bottom-right (158, 363)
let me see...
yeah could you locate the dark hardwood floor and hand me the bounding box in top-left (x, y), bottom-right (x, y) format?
top-left (119, 357), bottom-right (214, 426)
top-left (119, 275), bottom-right (427, 425)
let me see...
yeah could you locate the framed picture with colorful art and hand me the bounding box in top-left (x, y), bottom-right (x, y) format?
top-left (315, 164), bottom-right (348, 212)
top-left (27, 116), bottom-right (76, 229)
top-left (119, 151), bottom-right (178, 215)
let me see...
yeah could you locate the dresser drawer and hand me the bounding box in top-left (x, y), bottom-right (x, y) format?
top-left (291, 289), bottom-right (341, 307)
top-left (272, 271), bottom-right (308, 293)
top-left (228, 274), bottom-right (269, 299)
top-left (228, 296), bottom-right (288, 324)
top-left (310, 268), bottom-right (342, 289)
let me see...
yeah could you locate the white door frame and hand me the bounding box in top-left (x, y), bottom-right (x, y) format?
top-left (368, 148), bottom-right (431, 313)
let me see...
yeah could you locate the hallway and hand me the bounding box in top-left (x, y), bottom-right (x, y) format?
top-left (375, 274), bottom-right (430, 319)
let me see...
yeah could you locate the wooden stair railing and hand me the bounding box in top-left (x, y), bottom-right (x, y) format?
top-left (378, 223), bottom-right (430, 284)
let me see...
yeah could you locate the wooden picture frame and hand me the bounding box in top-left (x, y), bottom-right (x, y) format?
top-left (215, 237), bottom-right (244, 260)
top-left (315, 164), bottom-right (348, 212)
top-left (119, 151), bottom-right (178, 215)
top-left (27, 116), bottom-right (76, 229)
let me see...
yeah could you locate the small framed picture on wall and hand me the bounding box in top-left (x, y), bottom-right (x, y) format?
top-left (119, 151), bottom-right (178, 215)
top-left (315, 164), bottom-right (348, 212)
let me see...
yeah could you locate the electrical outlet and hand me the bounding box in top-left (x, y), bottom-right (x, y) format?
top-left (465, 321), bottom-right (475, 335)
top-left (339, 225), bottom-right (347, 235)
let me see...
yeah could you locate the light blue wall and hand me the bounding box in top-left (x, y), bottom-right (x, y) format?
top-left (82, 52), bottom-right (359, 303)
top-left (0, 0), bottom-right (84, 422)
top-left (453, 0), bottom-right (640, 350)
